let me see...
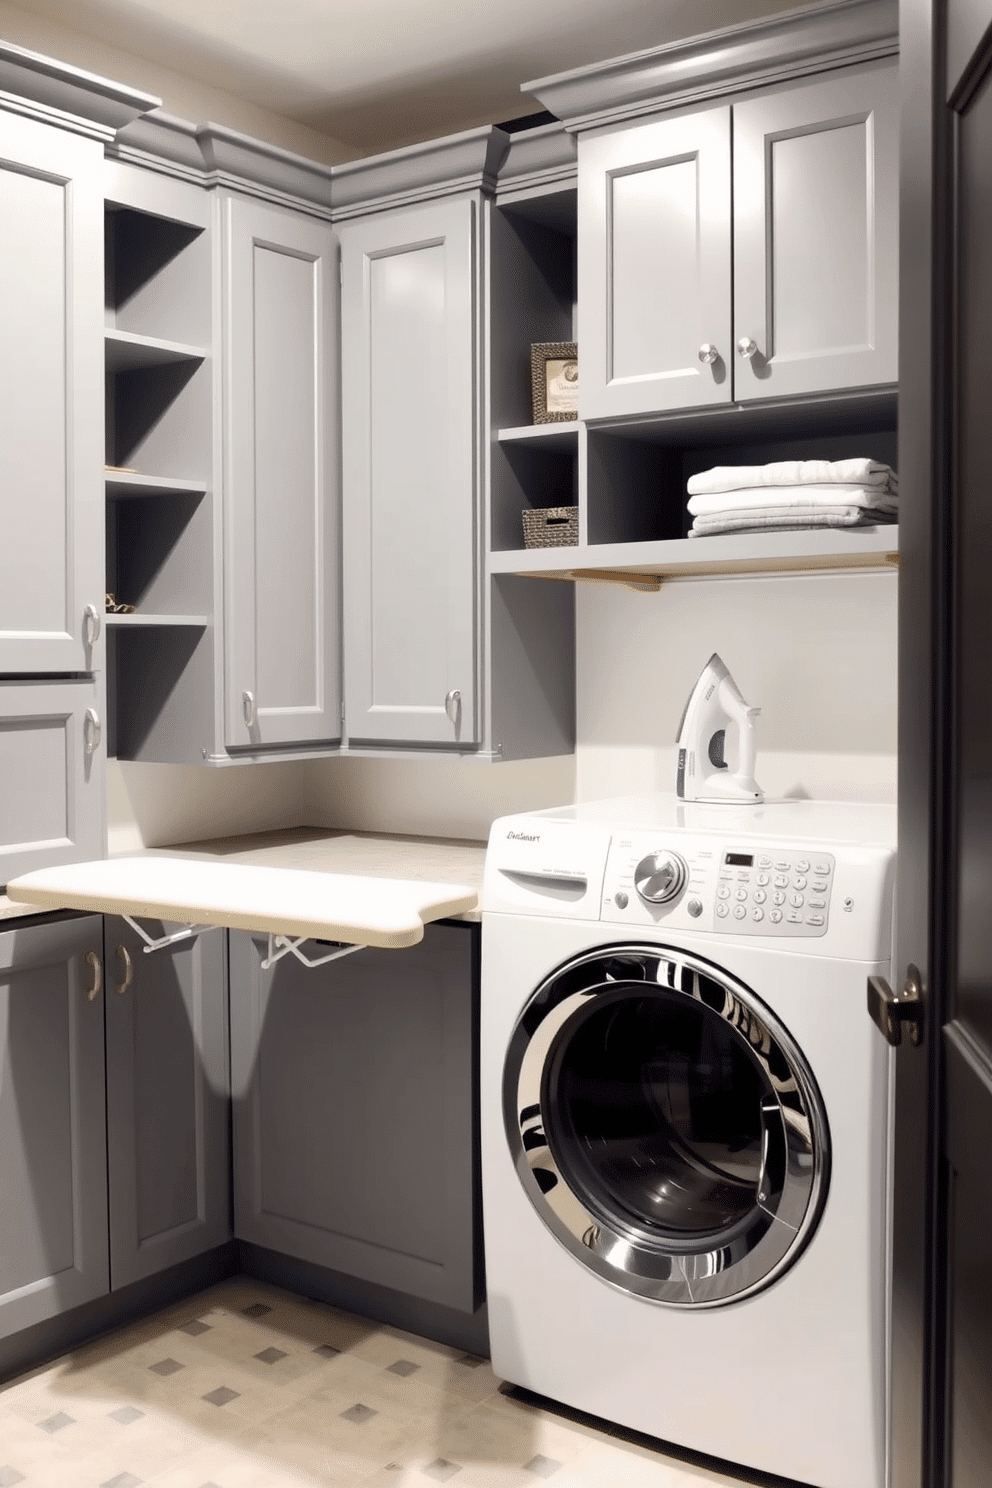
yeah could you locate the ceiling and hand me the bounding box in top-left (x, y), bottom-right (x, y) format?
top-left (14, 0), bottom-right (821, 152)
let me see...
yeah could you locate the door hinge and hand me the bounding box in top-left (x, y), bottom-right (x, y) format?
top-left (867, 965), bottom-right (925, 1047)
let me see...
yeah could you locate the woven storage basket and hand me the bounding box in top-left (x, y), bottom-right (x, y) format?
top-left (522, 505), bottom-right (579, 548)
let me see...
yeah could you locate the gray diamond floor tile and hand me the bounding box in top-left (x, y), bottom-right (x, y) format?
top-left (202, 1386), bottom-right (240, 1407)
top-left (240, 1303), bottom-right (272, 1318)
top-left (101, 1475), bottom-right (142, 1488)
top-left (148, 1358), bottom-right (184, 1376)
top-left (178, 1319), bottom-right (212, 1336)
top-left (254, 1347), bottom-right (288, 1364)
top-left (340, 1402), bottom-right (377, 1424)
top-left (386, 1359), bottom-right (420, 1377)
top-left (314, 1343), bottom-right (341, 1358)
top-left (524, 1455), bottom-right (563, 1479)
top-left (0, 1469), bottom-right (26, 1486)
top-left (37, 1412), bottom-right (74, 1434)
top-left (423, 1460), bottom-right (462, 1483)
top-left (455, 1354), bottom-right (485, 1368)
top-left (109, 1405), bottom-right (145, 1425)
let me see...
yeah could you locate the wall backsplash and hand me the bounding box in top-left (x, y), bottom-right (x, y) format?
top-left (108, 570), bottom-right (897, 850)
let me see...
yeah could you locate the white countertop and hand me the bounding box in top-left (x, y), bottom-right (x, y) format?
top-left (0, 827), bottom-right (488, 928)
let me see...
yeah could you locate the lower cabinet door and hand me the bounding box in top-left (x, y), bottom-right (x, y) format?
top-left (0, 677), bottom-right (105, 887)
top-left (0, 916), bottom-right (108, 1339)
top-left (105, 918), bottom-right (231, 1288)
top-left (230, 924), bottom-right (479, 1312)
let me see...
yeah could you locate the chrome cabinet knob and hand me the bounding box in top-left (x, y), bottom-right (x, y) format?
top-left (83, 708), bottom-right (101, 756)
top-left (634, 851), bottom-right (688, 904)
top-left (444, 689), bottom-right (461, 723)
top-left (83, 603), bottom-right (101, 646)
top-left (242, 691), bottom-right (257, 728)
top-left (737, 336), bottom-right (758, 359)
top-left (698, 343), bottom-right (719, 365)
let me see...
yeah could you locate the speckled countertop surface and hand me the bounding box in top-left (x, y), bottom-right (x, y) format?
top-left (0, 827), bottom-right (488, 926)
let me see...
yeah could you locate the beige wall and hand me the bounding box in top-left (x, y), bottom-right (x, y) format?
top-left (0, 0), bottom-right (356, 162)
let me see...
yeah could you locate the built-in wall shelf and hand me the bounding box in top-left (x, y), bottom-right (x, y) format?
top-left (105, 329), bottom-right (206, 371)
top-left (497, 423), bottom-right (580, 450)
top-left (105, 613), bottom-right (209, 627)
top-left (105, 472), bottom-right (207, 499)
top-left (490, 526), bottom-right (899, 585)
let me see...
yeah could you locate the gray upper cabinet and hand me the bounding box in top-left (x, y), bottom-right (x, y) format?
top-left (732, 64), bottom-right (898, 401)
top-left (0, 678), bottom-right (105, 885)
top-left (0, 917), bottom-right (108, 1341)
top-left (578, 106), bottom-right (733, 419)
top-left (0, 112), bottom-right (104, 674)
top-left (230, 924), bottom-right (480, 1312)
top-left (340, 197), bottom-right (479, 748)
top-left (105, 917), bottom-right (230, 1288)
top-left (223, 193), bottom-right (341, 750)
top-left (575, 61), bottom-right (898, 420)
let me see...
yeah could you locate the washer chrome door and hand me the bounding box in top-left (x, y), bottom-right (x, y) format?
top-left (504, 945), bottom-right (829, 1307)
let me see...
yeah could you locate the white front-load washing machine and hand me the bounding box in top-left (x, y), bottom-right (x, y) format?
top-left (481, 796), bottom-right (896, 1488)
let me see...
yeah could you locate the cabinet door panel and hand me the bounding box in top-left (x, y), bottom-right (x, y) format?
top-left (733, 64), bottom-right (899, 399)
top-left (230, 925), bottom-right (478, 1311)
top-left (224, 196), bottom-right (340, 748)
top-left (578, 108), bottom-right (732, 418)
top-left (0, 112), bottom-right (103, 673)
top-left (105, 918), bottom-right (230, 1287)
top-left (340, 198), bottom-right (479, 745)
top-left (0, 918), bottom-right (108, 1339)
top-left (0, 678), bottom-right (104, 886)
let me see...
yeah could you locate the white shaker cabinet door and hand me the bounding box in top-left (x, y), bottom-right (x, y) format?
top-left (340, 197), bottom-right (479, 747)
top-left (578, 106), bottom-right (732, 419)
top-left (0, 112), bottom-right (104, 674)
top-left (223, 195), bottom-right (341, 749)
top-left (732, 63), bottom-right (899, 400)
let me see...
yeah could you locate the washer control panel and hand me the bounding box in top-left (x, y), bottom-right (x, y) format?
top-left (601, 836), bottom-right (835, 937)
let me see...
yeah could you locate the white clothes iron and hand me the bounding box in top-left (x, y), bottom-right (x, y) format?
top-left (676, 653), bottom-right (763, 803)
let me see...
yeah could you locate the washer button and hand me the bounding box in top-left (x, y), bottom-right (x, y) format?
top-left (808, 897), bottom-right (826, 910)
top-left (614, 891), bottom-right (628, 909)
top-left (790, 893), bottom-right (805, 908)
top-left (758, 854), bottom-right (773, 868)
top-left (687, 898), bottom-right (703, 918)
top-left (793, 876), bottom-right (807, 890)
top-left (756, 872), bottom-right (770, 886)
top-left (812, 879), bottom-right (829, 894)
top-left (814, 861), bottom-right (832, 875)
top-left (770, 909), bottom-right (783, 924)
top-left (774, 873), bottom-right (789, 888)
top-left (716, 903), bottom-right (729, 918)
top-left (733, 905), bottom-right (747, 920)
top-left (717, 885), bottom-right (731, 900)
top-left (751, 907), bottom-right (764, 922)
top-left (736, 887), bottom-right (749, 902)
top-left (806, 913), bottom-right (825, 926)
top-left (773, 890), bottom-right (787, 907)
top-left (797, 858), bottom-right (810, 873)
top-left (787, 910), bottom-right (804, 924)
top-left (753, 889), bottom-right (767, 905)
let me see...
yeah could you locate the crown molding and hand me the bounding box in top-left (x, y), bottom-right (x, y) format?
top-left (330, 125), bottom-right (510, 219)
top-left (0, 38), bottom-right (158, 138)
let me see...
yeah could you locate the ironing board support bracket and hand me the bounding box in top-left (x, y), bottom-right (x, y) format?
top-left (122, 915), bottom-right (222, 954)
top-left (261, 935), bottom-right (367, 971)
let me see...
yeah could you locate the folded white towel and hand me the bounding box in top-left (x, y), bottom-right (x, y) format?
top-left (687, 484), bottom-right (899, 517)
top-left (688, 505), bottom-right (897, 537)
top-left (686, 459), bottom-right (897, 496)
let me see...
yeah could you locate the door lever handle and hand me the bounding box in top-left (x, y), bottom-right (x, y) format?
top-left (867, 966), bottom-right (924, 1046)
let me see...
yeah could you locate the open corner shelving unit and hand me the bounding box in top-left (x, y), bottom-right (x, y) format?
top-left (103, 175), bottom-right (220, 764)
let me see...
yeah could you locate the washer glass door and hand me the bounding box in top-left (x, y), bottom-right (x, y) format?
top-left (505, 945), bottom-right (829, 1307)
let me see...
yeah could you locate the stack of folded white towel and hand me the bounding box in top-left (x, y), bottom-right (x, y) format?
top-left (686, 458), bottom-right (898, 538)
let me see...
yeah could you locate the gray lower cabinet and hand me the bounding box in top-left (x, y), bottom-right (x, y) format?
top-left (0, 917), bottom-right (108, 1341)
top-left (0, 678), bottom-right (105, 887)
top-left (0, 108), bottom-right (104, 675)
top-left (339, 197), bottom-right (479, 748)
top-left (104, 917), bottom-right (231, 1288)
top-left (222, 192), bottom-right (341, 750)
top-left (230, 923), bottom-right (479, 1312)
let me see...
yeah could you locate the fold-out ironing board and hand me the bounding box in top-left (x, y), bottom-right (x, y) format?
top-left (6, 856), bottom-right (479, 952)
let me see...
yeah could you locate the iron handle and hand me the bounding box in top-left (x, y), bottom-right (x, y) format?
top-left (867, 965), bottom-right (924, 1046)
top-left (242, 691), bottom-right (257, 728)
top-left (737, 337), bottom-right (759, 360)
top-left (84, 950), bottom-right (102, 1002)
top-left (83, 603), bottom-right (101, 646)
top-left (116, 943), bottom-right (134, 995)
top-left (444, 689), bottom-right (461, 724)
top-left (697, 343), bottom-right (719, 365)
top-left (83, 708), bottom-right (101, 756)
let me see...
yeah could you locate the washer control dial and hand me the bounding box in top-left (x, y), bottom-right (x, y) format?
top-left (634, 851), bottom-right (688, 904)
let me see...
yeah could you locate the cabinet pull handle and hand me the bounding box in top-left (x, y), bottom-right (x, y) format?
top-left (83, 708), bottom-right (102, 756)
top-left (444, 689), bottom-right (461, 723)
top-left (83, 603), bottom-right (101, 646)
top-left (737, 337), bottom-right (759, 360)
top-left (242, 690), bottom-right (257, 728)
top-left (84, 950), bottom-right (102, 1002)
top-left (116, 943), bottom-right (134, 995)
top-left (697, 343), bottom-right (719, 365)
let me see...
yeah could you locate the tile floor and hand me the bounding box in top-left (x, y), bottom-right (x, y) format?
top-left (0, 1278), bottom-right (787, 1488)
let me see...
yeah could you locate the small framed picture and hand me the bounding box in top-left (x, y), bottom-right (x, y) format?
top-left (531, 342), bottom-right (578, 424)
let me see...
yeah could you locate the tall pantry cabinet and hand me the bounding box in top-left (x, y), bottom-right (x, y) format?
top-left (0, 46), bottom-right (157, 884)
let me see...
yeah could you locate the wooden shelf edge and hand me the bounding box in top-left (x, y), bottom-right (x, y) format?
top-left (497, 421), bottom-right (581, 445)
top-left (105, 614), bottom-right (209, 627)
top-left (105, 472), bottom-right (207, 497)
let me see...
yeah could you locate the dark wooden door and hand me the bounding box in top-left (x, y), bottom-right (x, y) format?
top-left (894, 3), bottom-right (992, 1485)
